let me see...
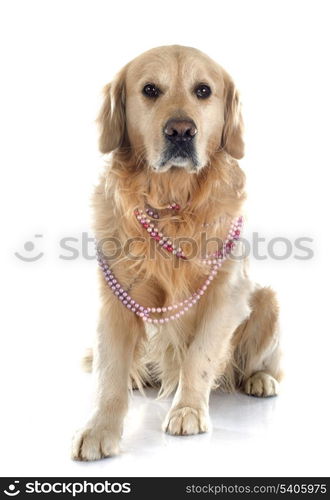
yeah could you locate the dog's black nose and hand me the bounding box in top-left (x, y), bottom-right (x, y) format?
top-left (164, 119), bottom-right (197, 143)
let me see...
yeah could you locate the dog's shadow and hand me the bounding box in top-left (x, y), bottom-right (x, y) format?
top-left (120, 388), bottom-right (279, 455)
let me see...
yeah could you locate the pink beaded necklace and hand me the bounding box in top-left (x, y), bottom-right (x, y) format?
top-left (96, 205), bottom-right (243, 324)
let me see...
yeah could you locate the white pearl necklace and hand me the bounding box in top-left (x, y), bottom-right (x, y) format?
top-left (96, 213), bottom-right (243, 324)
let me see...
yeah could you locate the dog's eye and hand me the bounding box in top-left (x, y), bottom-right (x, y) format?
top-left (142, 84), bottom-right (161, 98)
top-left (195, 84), bottom-right (212, 99)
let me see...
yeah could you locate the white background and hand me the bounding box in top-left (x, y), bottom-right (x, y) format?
top-left (0, 0), bottom-right (329, 477)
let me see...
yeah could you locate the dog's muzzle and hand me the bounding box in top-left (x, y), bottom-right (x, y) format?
top-left (160, 118), bottom-right (198, 168)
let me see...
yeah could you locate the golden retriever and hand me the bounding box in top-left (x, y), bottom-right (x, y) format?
top-left (72, 45), bottom-right (282, 461)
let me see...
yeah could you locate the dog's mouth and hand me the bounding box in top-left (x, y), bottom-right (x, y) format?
top-left (157, 143), bottom-right (199, 172)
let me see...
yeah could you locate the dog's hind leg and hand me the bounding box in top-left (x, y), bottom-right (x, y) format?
top-left (232, 285), bottom-right (283, 397)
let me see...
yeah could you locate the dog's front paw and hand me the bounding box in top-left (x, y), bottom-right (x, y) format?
top-left (163, 406), bottom-right (209, 436)
top-left (72, 422), bottom-right (121, 461)
top-left (244, 371), bottom-right (279, 397)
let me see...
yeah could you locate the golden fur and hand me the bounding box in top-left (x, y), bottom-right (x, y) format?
top-left (72, 45), bottom-right (282, 461)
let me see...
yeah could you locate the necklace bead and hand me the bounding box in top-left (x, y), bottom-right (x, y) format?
top-left (96, 210), bottom-right (243, 323)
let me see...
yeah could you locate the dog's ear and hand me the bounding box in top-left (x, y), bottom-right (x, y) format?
top-left (221, 75), bottom-right (245, 159)
top-left (97, 67), bottom-right (127, 154)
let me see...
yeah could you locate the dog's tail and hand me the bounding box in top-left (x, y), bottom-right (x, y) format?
top-left (79, 345), bottom-right (153, 393)
top-left (81, 347), bottom-right (93, 373)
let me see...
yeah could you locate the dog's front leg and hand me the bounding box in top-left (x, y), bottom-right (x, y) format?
top-left (163, 285), bottom-right (250, 436)
top-left (72, 301), bottom-right (143, 460)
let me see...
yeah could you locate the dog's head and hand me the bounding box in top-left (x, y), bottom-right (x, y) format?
top-left (98, 45), bottom-right (244, 173)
